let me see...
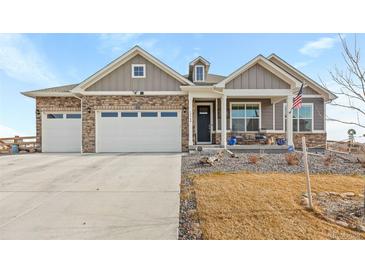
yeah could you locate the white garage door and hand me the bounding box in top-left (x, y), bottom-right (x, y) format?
top-left (96, 110), bottom-right (181, 152)
top-left (42, 112), bottom-right (82, 152)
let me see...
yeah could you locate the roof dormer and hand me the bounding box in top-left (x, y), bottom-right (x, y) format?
top-left (188, 56), bottom-right (210, 83)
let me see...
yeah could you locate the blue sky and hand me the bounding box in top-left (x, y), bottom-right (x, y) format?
top-left (0, 33), bottom-right (364, 141)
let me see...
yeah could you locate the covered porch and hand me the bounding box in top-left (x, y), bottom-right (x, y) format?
top-left (184, 86), bottom-right (295, 151)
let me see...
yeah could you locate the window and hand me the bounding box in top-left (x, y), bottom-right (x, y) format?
top-left (121, 112), bottom-right (138, 117)
top-left (161, 112), bottom-right (178, 117)
top-left (132, 64), bottom-right (146, 78)
top-left (101, 112), bottom-right (118, 118)
top-left (66, 113), bottom-right (81, 119)
top-left (231, 103), bottom-right (260, 132)
top-left (194, 65), bottom-right (204, 82)
top-left (47, 114), bottom-right (63, 119)
top-left (284, 103), bottom-right (313, 132)
top-left (141, 112), bottom-right (158, 117)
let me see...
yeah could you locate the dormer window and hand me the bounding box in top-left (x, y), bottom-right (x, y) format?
top-left (194, 65), bottom-right (205, 82)
top-left (132, 64), bottom-right (146, 78)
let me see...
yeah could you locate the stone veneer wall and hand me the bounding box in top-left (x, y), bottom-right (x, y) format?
top-left (293, 133), bottom-right (327, 149)
top-left (222, 132), bottom-right (326, 148)
top-left (82, 95), bottom-right (189, 153)
top-left (35, 97), bottom-right (81, 152)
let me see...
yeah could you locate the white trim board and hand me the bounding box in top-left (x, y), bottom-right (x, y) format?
top-left (131, 64), bottom-right (146, 78)
top-left (194, 65), bottom-right (205, 82)
top-left (79, 91), bottom-right (188, 96)
top-left (22, 91), bottom-right (75, 98)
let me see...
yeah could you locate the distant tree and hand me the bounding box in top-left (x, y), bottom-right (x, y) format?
top-left (323, 35), bottom-right (365, 129)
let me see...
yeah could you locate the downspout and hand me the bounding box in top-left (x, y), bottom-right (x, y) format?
top-left (72, 93), bottom-right (83, 154)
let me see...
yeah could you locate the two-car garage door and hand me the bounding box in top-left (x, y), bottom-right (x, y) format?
top-left (42, 110), bottom-right (181, 153)
top-left (96, 110), bottom-right (181, 152)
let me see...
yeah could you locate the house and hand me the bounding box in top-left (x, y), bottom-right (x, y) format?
top-left (22, 46), bottom-right (336, 153)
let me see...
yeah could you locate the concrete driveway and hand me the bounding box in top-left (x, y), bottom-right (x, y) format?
top-left (0, 153), bottom-right (181, 239)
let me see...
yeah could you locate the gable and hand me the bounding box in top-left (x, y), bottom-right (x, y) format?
top-left (86, 54), bottom-right (182, 91)
top-left (226, 63), bottom-right (290, 89)
top-left (303, 86), bottom-right (321, 95)
top-left (268, 54), bottom-right (336, 100)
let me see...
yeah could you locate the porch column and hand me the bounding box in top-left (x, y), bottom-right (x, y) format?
top-left (221, 94), bottom-right (227, 148)
top-left (286, 94), bottom-right (294, 147)
top-left (188, 93), bottom-right (193, 146)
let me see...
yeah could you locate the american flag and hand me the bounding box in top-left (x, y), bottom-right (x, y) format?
top-left (292, 83), bottom-right (304, 110)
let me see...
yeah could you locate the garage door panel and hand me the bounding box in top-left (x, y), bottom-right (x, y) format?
top-left (42, 113), bottom-right (81, 153)
top-left (96, 111), bottom-right (181, 153)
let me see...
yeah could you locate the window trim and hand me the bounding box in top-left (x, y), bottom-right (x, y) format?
top-left (194, 65), bottom-right (205, 82)
top-left (283, 103), bottom-right (314, 132)
top-left (131, 64), bottom-right (146, 78)
top-left (229, 102), bottom-right (261, 133)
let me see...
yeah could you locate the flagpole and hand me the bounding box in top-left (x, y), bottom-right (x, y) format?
top-left (289, 82), bottom-right (304, 114)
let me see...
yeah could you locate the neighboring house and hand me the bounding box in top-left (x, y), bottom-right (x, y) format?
top-left (22, 46), bottom-right (336, 153)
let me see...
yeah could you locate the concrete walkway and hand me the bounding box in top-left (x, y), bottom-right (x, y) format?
top-left (0, 153), bottom-right (181, 239)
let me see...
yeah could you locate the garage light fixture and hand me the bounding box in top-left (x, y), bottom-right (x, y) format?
top-left (87, 107), bottom-right (91, 114)
top-left (36, 109), bottom-right (40, 115)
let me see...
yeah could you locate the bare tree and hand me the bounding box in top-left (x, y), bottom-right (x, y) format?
top-left (324, 35), bottom-right (365, 128)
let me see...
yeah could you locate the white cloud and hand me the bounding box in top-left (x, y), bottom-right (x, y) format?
top-left (299, 37), bottom-right (336, 57)
top-left (0, 34), bottom-right (59, 86)
top-left (99, 33), bottom-right (142, 53)
top-left (0, 124), bottom-right (28, 138)
top-left (98, 34), bottom-right (182, 66)
top-left (138, 39), bottom-right (158, 51)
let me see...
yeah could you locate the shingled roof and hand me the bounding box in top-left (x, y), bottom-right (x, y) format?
top-left (22, 84), bottom-right (78, 97)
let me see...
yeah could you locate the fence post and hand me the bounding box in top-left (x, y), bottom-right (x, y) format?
top-left (302, 136), bottom-right (313, 209)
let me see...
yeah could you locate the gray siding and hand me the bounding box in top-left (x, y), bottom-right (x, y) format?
top-left (304, 98), bottom-right (324, 130)
top-left (274, 98), bottom-right (325, 131)
top-left (226, 64), bottom-right (290, 89)
top-left (303, 86), bottom-right (320, 95)
top-left (86, 54), bottom-right (182, 91)
top-left (275, 100), bottom-right (285, 130)
top-left (225, 98), bottom-right (273, 130)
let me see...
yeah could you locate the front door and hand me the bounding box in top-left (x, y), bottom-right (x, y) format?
top-left (197, 105), bottom-right (211, 143)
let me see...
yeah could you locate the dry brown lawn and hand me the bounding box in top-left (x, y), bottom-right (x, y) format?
top-left (193, 172), bottom-right (365, 240)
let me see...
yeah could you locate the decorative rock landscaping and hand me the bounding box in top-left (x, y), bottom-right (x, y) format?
top-left (182, 151), bottom-right (365, 175)
top-left (179, 150), bottom-right (365, 240)
top-left (307, 191), bottom-right (365, 232)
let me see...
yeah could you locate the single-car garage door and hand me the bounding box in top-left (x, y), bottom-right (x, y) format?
top-left (42, 112), bottom-right (82, 152)
top-left (96, 110), bottom-right (181, 152)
